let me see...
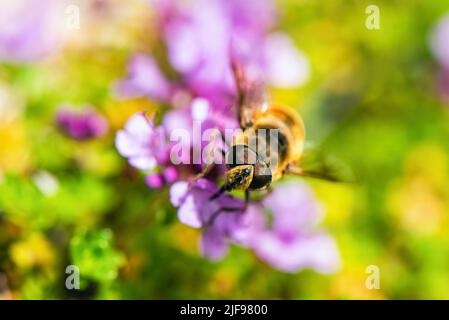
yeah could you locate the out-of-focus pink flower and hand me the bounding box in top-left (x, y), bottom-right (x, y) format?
top-left (170, 179), bottom-right (245, 260)
top-left (115, 98), bottom-right (235, 177)
top-left (430, 15), bottom-right (449, 70)
top-left (263, 33), bottom-right (310, 87)
top-left (114, 54), bottom-right (172, 101)
top-left (156, 0), bottom-right (308, 108)
top-left (161, 97), bottom-right (238, 167)
top-left (430, 15), bottom-right (449, 100)
top-left (234, 181), bottom-right (341, 274)
top-left (145, 172), bottom-right (165, 188)
top-left (163, 166), bottom-right (179, 183)
top-left (170, 180), bottom-right (340, 272)
top-left (115, 112), bottom-right (168, 170)
top-left (254, 230), bottom-right (341, 274)
top-left (144, 166), bottom-right (179, 189)
top-left (117, 0), bottom-right (310, 111)
top-left (56, 106), bottom-right (108, 140)
top-left (0, 0), bottom-right (63, 62)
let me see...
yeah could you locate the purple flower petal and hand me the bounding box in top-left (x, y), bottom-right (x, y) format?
top-left (430, 15), bottom-right (449, 70)
top-left (262, 180), bottom-right (322, 233)
top-left (56, 106), bottom-right (108, 140)
top-left (115, 112), bottom-right (168, 170)
top-left (170, 178), bottom-right (245, 258)
top-left (254, 232), bottom-right (341, 274)
top-left (115, 130), bottom-right (146, 158)
top-left (223, 0), bottom-right (276, 33)
top-left (201, 228), bottom-right (229, 260)
top-left (178, 194), bottom-right (202, 228)
top-left (165, 21), bottom-right (202, 74)
top-left (0, 0), bottom-right (62, 62)
top-left (263, 33), bottom-right (310, 88)
top-left (124, 112), bottom-right (154, 138)
top-left (114, 54), bottom-right (171, 101)
top-left (163, 166), bottom-right (179, 183)
top-left (235, 181), bottom-right (340, 274)
top-left (170, 181), bottom-right (189, 207)
top-left (129, 156), bottom-right (157, 170)
top-left (145, 173), bottom-right (165, 188)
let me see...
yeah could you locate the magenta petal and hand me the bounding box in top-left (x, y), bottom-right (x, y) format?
top-left (162, 109), bottom-right (192, 134)
top-left (115, 130), bottom-right (144, 157)
top-left (124, 113), bottom-right (154, 138)
top-left (264, 33), bottom-right (310, 88)
top-left (145, 173), bottom-right (165, 188)
top-left (169, 181), bottom-right (189, 207)
top-left (129, 156), bottom-right (157, 170)
top-left (56, 106), bottom-right (108, 140)
top-left (254, 232), bottom-right (341, 274)
top-left (299, 233), bottom-right (341, 274)
top-left (262, 180), bottom-right (321, 233)
top-left (0, 0), bottom-right (62, 62)
top-left (200, 228), bottom-right (229, 260)
top-left (115, 54), bottom-right (171, 101)
top-left (165, 22), bottom-right (201, 74)
top-left (231, 204), bottom-right (266, 246)
top-left (223, 0), bottom-right (276, 33)
top-left (163, 166), bottom-right (179, 183)
top-left (115, 112), bottom-right (169, 170)
top-left (430, 15), bottom-right (449, 70)
top-left (178, 194), bottom-right (202, 228)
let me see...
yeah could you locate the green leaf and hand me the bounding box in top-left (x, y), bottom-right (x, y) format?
top-left (70, 229), bottom-right (125, 283)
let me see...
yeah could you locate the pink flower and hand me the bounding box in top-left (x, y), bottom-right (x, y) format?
top-left (235, 181), bottom-right (341, 274)
top-left (430, 15), bottom-right (449, 71)
top-left (115, 112), bottom-right (168, 170)
top-left (56, 106), bottom-right (108, 140)
top-left (170, 179), bottom-right (341, 273)
top-left (116, 0), bottom-right (310, 111)
top-left (145, 166), bottom-right (179, 189)
top-left (170, 179), bottom-right (245, 260)
top-left (0, 0), bottom-right (63, 62)
top-left (145, 173), bottom-right (165, 189)
top-left (114, 54), bottom-right (172, 102)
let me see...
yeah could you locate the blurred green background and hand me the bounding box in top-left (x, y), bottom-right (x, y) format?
top-left (1, 0), bottom-right (449, 299)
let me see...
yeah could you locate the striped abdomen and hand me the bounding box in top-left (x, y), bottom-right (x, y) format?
top-left (247, 104), bottom-right (305, 180)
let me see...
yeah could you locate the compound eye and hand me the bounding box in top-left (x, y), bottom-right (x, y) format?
top-left (249, 162), bottom-right (272, 190)
top-left (226, 145), bottom-right (257, 167)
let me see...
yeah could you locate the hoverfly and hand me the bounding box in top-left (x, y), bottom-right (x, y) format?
top-left (193, 62), bottom-right (353, 216)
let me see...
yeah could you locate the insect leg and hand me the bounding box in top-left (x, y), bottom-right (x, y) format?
top-left (244, 189), bottom-right (250, 209)
top-left (206, 206), bottom-right (244, 227)
top-left (191, 130), bottom-right (227, 183)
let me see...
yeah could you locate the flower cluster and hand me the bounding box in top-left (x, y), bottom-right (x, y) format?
top-left (171, 179), bottom-right (340, 273)
top-left (115, 0), bottom-right (340, 273)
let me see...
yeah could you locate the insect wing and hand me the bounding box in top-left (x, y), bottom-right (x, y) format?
top-left (294, 147), bottom-right (357, 183)
top-left (231, 62), bottom-right (269, 128)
